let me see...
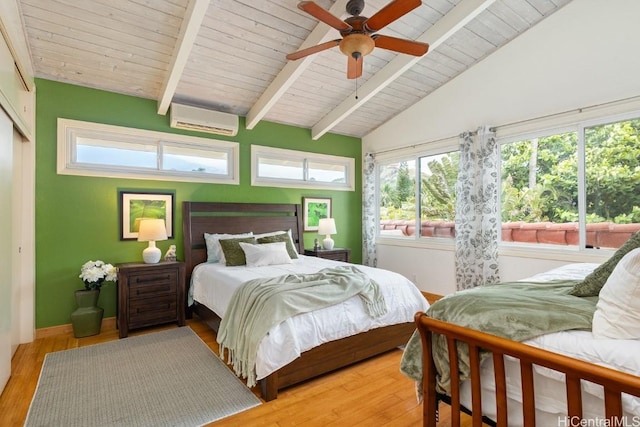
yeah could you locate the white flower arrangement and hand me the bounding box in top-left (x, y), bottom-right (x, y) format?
top-left (79, 260), bottom-right (117, 291)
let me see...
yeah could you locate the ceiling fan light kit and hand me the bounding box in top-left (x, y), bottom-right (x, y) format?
top-left (339, 34), bottom-right (375, 59)
top-left (287, 0), bottom-right (429, 79)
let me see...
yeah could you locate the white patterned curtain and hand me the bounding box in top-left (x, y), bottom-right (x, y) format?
top-left (454, 126), bottom-right (500, 290)
top-left (362, 153), bottom-right (377, 267)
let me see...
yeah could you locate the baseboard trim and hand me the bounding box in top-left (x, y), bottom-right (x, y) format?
top-left (35, 317), bottom-right (117, 340)
top-left (34, 294), bottom-right (442, 340)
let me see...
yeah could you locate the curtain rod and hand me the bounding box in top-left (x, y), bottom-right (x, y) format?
top-left (369, 95), bottom-right (640, 157)
top-left (488, 95), bottom-right (640, 134)
top-left (370, 134), bottom-right (456, 156)
top-left (370, 126), bottom-right (496, 156)
top-left (459, 127), bottom-right (497, 137)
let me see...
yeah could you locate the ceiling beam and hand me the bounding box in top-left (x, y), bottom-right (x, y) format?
top-left (245, 0), bottom-right (349, 130)
top-left (157, 0), bottom-right (210, 115)
top-left (310, 0), bottom-right (497, 140)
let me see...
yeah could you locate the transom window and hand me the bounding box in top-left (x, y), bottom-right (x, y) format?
top-left (57, 119), bottom-right (239, 184)
top-left (251, 145), bottom-right (355, 191)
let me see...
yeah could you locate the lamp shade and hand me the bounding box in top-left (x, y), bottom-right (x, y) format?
top-left (318, 218), bottom-right (337, 250)
top-left (318, 218), bottom-right (337, 235)
top-left (137, 219), bottom-right (168, 242)
top-left (137, 219), bottom-right (168, 264)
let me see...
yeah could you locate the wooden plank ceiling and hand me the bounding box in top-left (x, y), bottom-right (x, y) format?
top-left (18, 0), bottom-right (571, 139)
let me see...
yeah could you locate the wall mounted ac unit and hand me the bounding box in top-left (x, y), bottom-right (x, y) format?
top-left (170, 103), bottom-right (239, 136)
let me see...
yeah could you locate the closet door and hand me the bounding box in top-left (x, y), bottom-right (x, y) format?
top-left (0, 106), bottom-right (13, 391)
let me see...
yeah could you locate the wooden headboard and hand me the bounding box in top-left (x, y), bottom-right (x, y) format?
top-left (182, 202), bottom-right (305, 282)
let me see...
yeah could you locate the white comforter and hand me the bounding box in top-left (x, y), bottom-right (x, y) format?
top-left (190, 255), bottom-right (428, 380)
top-left (460, 263), bottom-right (640, 424)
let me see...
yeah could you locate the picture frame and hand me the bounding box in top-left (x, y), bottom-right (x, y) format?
top-left (119, 191), bottom-right (174, 240)
top-left (303, 197), bottom-right (332, 231)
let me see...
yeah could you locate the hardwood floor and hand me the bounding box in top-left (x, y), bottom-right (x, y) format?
top-left (0, 318), bottom-right (475, 426)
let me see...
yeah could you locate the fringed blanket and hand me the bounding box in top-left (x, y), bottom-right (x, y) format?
top-left (217, 265), bottom-right (387, 387)
top-left (400, 280), bottom-right (597, 395)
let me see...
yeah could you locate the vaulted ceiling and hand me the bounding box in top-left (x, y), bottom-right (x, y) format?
top-left (18, 0), bottom-right (571, 139)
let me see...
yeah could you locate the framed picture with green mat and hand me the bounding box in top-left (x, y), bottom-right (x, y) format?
top-left (119, 190), bottom-right (174, 240)
top-left (302, 197), bottom-right (331, 231)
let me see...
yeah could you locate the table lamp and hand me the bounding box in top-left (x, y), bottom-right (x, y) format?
top-left (137, 218), bottom-right (168, 264)
top-left (318, 218), bottom-right (337, 250)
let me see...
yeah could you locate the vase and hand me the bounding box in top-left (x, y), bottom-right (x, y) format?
top-left (70, 289), bottom-right (104, 338)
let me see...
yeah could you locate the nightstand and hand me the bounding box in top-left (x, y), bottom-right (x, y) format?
top-left (116, 261), bottom-right (186, 338)
top-left (304, 248), bottom-right (351, 263)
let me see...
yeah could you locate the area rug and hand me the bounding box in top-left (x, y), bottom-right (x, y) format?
top-left (25, 327), bottom-right (261, 427)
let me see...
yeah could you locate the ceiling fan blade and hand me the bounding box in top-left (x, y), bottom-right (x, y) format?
top-left (364, 0), bottom-right (422, 32)
top-left (298, 1), bottom-right (353, 32)
top-left (373, 34), bottom-right (429, 56)
top-left (286, 39), bottom-right (341, 61)
top-left (347, 55), bottom-right (363, 79)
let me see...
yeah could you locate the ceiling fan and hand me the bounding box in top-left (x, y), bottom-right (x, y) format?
top-left (286, 0), bottom-right (429, 79)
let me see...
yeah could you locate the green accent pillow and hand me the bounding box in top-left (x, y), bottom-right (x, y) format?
top-left (256, 233), bottom-right (298, 259)
top-left (569, 232), bottom-right (640, 297)
top-left (218, 236), bottom-right (257, 266)
top-left (204, 232), bottom-right (253, 263)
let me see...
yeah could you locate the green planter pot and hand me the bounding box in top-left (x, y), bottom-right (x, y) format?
top-left (70, 289), bottom-right (104, 338)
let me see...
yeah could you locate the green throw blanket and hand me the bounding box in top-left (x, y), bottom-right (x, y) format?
top-left (217, 265), bottom-right (387, 387)
top-left (399, 280), bottom-right (597, 395)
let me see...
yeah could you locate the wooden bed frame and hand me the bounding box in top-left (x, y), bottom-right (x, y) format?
top-left (182, 201), bottom-right (416, 401)
top-left (415, 312), bottom-right (640, 427)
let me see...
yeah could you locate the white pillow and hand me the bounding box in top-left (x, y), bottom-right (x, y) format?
top-left (253, 229), bottom-right (299, 255)
top-left (239, 241), bottom-right (293, 267)
top-left (592, 247), bottom-right (640, 339)
top-left (204, 232), bottom-right (253, 263)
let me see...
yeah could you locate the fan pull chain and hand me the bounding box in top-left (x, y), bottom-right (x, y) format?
top-left (355, 77), bottom-right (359, 100)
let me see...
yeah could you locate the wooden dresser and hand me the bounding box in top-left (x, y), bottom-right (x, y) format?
top-left (116, 261), bottom-right (186, 338)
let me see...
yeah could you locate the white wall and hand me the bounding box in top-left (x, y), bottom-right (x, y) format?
top-left (365, 0), bottom-right (640, 295)
top-left (377, 244), bottom-right (456, 296)
top-left (376, 240), bottom-right (608, 296)
top-left (364, 0), bottom-right (640, 152)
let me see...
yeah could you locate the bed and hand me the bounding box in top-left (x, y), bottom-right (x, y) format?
top-left (401, 261), bottom-right (640, 427)
top-left (182, 201), bottom-right (429, 401)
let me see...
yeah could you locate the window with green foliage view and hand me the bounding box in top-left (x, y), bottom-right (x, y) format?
top-left (377, 115), bottom-right (640, 248)
top-left (379, 151), bottom-right (459, 239)
top-left (501, 117), bottom-right (640, 249)
top-left (501, 131), bottom-right (578, 226)
top-left (379, 160), bottom-right (416, 223)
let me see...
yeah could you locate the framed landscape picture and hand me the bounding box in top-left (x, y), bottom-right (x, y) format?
top-left (303, 197), bottom-right (331, 231)
top-left (119, 191), bottom-right (174, 240)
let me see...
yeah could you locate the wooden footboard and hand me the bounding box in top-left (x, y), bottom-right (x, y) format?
top-left (194, 301), bottom-right (415, 401)
top-left (414, 312), bottom-right (640, 427)
top-left (260, 321), bottom-right (415, 401)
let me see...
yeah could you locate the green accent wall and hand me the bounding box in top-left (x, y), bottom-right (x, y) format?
top-left (35, 79), bottom-right (362, 329)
